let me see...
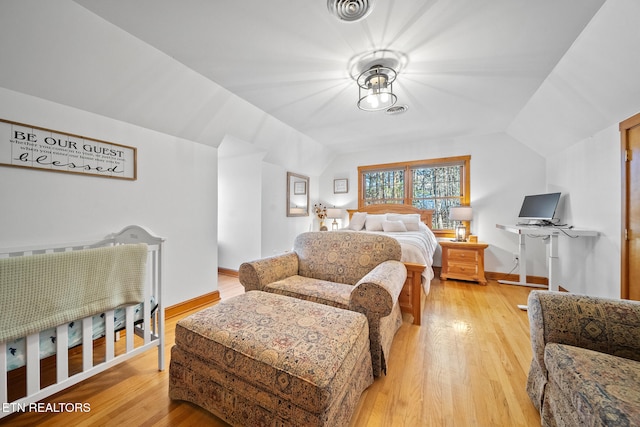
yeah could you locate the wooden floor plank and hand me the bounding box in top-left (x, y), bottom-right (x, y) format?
top-left (1, 275), bottom-right (540, 426)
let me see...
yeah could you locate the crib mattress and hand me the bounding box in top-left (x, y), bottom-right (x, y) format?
top-left (4, 299), bottom-right (155, 371)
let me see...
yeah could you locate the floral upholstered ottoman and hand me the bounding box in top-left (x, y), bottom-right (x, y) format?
top-left (169, 291), bottom-right (373, 426)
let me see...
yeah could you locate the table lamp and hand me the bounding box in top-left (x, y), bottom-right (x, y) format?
top-left (449, 206), bottom-right (473, 241)
top-left (326, 208), bottom-right (343, 231)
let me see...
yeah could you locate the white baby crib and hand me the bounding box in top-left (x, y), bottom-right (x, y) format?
top-left (0, 225), bottom-right (164, 419)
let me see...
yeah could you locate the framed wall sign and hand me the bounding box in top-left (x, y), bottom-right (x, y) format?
top-left (0, 118), bottom-right (137, 180)
top-left (334, 178), bottom-right (348, 194)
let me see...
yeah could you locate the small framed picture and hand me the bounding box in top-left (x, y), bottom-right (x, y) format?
top-left (294, 181), bottom-right (306, 195)
top-left (333, 178), bottom-right (348, 194)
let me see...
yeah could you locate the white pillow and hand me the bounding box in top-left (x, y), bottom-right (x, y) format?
top-left (386, 213), bottom-right (421, 231)
top-left (382, 220), bottom-right (407, 232)
top-left (365, 214), bottom-right (387, 231)
top-left (348, 212), bottom-right (367, 231)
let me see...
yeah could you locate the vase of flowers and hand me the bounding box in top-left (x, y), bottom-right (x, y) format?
top-left (314, 203), bottom-right (328, 231)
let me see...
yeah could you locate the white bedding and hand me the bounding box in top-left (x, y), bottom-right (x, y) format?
top-left (340, 223), bottom-right (438, 294)
top-left (379, 227), bottom-right (437, 271)
top-left (375, 225), bottom-right (438, 293)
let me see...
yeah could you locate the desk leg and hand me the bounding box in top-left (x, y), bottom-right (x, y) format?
top-left (498, 233), bottom-right (547, 289)
top-left (548, 234), bottom-right (559, 292)
top-left (519, 233), bottom-right (527, 284)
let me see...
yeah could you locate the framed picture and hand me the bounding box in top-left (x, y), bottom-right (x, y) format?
top-left (334, 178), bottom-right (348, 194)
top-left (294, 181), bottom-right (306, 195)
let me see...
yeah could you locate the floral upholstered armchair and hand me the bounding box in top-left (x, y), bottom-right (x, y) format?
top-left (527, 291), bottom-right (640, 426)
top-left (239, 231), bottom-right (407, 377)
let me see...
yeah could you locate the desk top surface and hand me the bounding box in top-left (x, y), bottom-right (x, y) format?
top-left (496, 224), bottom-right (598, 237)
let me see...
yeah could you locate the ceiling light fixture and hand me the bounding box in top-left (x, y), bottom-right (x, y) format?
top-left (357, 65), bottom-right (397, 111)
top-left (348, 50), bottom-right (408, 113)
top-left (327, 0), bottom-right (373, 23)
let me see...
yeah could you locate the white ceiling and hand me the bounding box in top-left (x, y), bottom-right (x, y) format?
top-left (73, 0), bottom-right (606, 155)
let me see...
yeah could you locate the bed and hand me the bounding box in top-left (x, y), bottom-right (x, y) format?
top-left (346, 204), bottom-right (438, 325)
top-left (0, 225), bottom-right (164, 419)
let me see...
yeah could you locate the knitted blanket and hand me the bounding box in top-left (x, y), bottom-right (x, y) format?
top-left (0, 243), bottom-right (147, 343)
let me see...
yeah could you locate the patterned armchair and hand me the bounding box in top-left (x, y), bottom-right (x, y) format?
top-left (239, 231), bottom-right (407, 377)
top-left (527, 291), bottom-right (640, 426)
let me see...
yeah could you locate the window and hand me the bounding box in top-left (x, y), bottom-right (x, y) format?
top-left (358, 155), bottom-right (470, 236)
top-left (361, 169), bottom-right (405, 205)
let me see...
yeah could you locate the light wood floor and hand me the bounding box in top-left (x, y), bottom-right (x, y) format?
top-left (2, 274), bottom-right (541, 426)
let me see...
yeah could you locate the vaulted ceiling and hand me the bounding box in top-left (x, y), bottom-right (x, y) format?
top-left (73, 0), bottom-right (606, 155)
top-left (10, 0), bottom-right (640, 170)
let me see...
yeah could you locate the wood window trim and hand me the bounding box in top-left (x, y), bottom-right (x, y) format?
top-left (358, 155), bottom-right (471, 238)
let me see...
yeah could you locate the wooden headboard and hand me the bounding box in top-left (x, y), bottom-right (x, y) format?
top-left (346, 204), bottom-right (434, 229)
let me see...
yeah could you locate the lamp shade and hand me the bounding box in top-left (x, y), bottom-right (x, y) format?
top-left (449, 206), bottom-right (473, 221)
top-left (326, 208), bottom-right (342, 219)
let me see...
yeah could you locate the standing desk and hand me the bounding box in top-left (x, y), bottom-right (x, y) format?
top-left (495, 224), bottom-right (598, 294)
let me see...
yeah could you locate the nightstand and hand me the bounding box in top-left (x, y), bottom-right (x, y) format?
top-left (440, 240), bottom-right (489, 285)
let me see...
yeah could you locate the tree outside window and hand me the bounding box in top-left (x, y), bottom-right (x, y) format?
top-left (362, 169), bottom-right (404, 205)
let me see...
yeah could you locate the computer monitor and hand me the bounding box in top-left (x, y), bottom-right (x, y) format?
top-left (517, 192), bottom-right (561, 225)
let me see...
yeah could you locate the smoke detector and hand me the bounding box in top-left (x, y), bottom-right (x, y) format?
top-left (327, 0), bottom-right (374, 23)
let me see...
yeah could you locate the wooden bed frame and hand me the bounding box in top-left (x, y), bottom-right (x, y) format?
top-left (0, 225), bottom-right (165, 419)
top-left (346, 204), bottom-right (435, 326)
top-left (347, 203), bottom-right (434, 228)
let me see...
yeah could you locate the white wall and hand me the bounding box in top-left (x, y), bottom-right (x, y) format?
top-left (218, 138), bottom-right (264, 270)
top-left (546, 125), bottom-right (621, 297)
top-left (0, 88), bottom-right (218, 307)
top-left (217, 138), bottom-right (319, 267)
top-left (318, 132), bottom-right (549, 276)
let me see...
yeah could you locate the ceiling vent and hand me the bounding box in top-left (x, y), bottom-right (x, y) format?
top-left (327, 0), bottom-right (373, 22)
top-left (386, 105), bottom-right (409, 115)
